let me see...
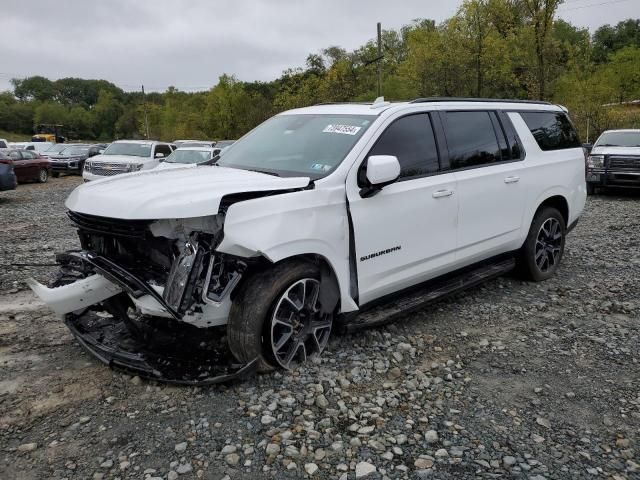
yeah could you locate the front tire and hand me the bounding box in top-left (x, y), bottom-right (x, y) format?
top-left (52, 171), bottom-right (60, 178)
top-left (227, 260), bottom-right (333, 372)
top-left (518, 207), bottom-right (566, 282)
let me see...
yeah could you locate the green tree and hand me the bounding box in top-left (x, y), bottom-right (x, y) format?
top-left (522, 0), bottom-right (564, 99)
top-left (593, 19), bottom-right (640, 63)
top-left (34, 102), bottom-right (69, 126)
top-left (11, 76), bottom-right (56, 102)
top-left (93, 90), bottom-right (124, 139)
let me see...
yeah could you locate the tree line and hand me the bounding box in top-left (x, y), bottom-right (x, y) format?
top-left (1, 0), bottom-right (639, 143)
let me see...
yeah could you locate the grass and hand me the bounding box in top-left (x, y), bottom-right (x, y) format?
top-left (0, 130), bottom-right (30, 142)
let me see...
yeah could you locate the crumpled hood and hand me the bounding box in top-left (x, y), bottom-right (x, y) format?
top-left (591, 146), bottom-right (640, 156)
top-left (66, 166), bottom-right (310, 219)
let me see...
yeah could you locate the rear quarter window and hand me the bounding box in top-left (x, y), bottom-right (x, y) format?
top-left (519, 111), bottom-right (581, 151)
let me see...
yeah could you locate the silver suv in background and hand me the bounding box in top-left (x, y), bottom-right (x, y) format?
top-left (83, 140), bottom-right (174, 181)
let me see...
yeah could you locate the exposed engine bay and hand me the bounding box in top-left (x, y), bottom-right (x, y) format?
top-left (63, 210), bottom-right (248, 327)
top-left (27, 210), bottom-right (258, 383)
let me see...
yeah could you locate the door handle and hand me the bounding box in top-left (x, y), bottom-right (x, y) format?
top-left (504, 176), bottom-right (520, 184)
top-left (432, 189), bottom-right (453, 198)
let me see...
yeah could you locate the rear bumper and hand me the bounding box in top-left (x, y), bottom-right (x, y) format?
top-left (64, 311), bottom-right (257, 385)
top-left (587, 170), bottom-right (640, 188)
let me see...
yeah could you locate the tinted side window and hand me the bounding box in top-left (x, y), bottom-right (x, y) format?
top-left (368, 113), bottom-right (439, 179)
top-left (444, 111), bottom-right (501, 169)
top-left (0, 141), bottom-right (7, 148)
top-left (497, 111), bottom-right (523, 160)
top-left (519, 112), bottom-right (581, 151)
top-left (154, 144), bottom-right (172, 156)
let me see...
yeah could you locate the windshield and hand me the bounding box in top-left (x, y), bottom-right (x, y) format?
top-left (175, 141), bottom-right (212, 148)
top-left (46, 144), bottom-right (67, 153)
top-left (216, 114), bottom-right (374, 178)
top-left (31, 143), bottom-right (55, 152)
top-left (165, 149), bottom-right (212, 164)
top-left (104, 142), bottom-right (152, 157)
top-left (595, 131), bottom-right (640, 148)
top-left (60, 146), bottom-right (89, 156)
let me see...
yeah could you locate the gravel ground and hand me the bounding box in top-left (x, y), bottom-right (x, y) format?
top-left (0, 178), bottom-right (639, 480)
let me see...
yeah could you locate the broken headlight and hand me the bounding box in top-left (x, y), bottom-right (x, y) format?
top-left (163, 235), bottom-right (204, 312)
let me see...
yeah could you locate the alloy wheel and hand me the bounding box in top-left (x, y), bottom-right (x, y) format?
top-left (39, 169), bottom-right (48, 182)
top-left (270, 278), bottom-right (332, 369)
top-left (535, 218), bottom-right (562, 273)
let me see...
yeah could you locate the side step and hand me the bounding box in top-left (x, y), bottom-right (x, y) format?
top-left (344, 257), bottom-right (516, 331)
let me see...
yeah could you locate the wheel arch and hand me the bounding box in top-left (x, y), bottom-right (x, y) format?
top-left (535, 194), bottom-right (569, 227)
top-left (232, 251), bottom-right (349, 315)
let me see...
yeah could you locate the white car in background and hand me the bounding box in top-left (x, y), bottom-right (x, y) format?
top-left (83, 140), bottom-right (174, 181)
top-left (155, 146), bottom-right (216, 170)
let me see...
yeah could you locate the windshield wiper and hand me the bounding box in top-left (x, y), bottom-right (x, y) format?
top-left (246, 168), bottom-right (280, 177)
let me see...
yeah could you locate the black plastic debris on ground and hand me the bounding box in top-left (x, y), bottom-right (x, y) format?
top-left (65, 311), bottom-right (257, 385)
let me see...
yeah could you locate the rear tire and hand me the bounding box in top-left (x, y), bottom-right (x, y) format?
top-left (38, 168), bottom-right (49, 183)
top-left (227, 260), bottom-right (333, 372)
top-left (518, 207), bottom-right (566, 282)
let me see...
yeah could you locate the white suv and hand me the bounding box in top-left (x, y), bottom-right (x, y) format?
top-left (83, 140), bottom-right (174, 181)
top-left (30, 98), bottom-right (586, 383)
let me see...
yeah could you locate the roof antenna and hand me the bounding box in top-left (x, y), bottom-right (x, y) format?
top-left (371, 96), bottom-right (390, 109)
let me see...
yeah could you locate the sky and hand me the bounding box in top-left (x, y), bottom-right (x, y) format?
top-left (1, 0), bottom-right (638, 93)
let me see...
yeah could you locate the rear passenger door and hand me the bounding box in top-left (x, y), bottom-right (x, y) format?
top-left (347, 112), bottom-right (459, 305)
top-left (442, 110), bottom-right (526, 264)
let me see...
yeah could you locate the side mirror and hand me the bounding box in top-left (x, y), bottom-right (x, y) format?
top-left (155, 152), bottom-right (165, 159)
top-left (360, 155), bottom-right (401, 198)
top-left (582, 143), bottom-right (593, 154)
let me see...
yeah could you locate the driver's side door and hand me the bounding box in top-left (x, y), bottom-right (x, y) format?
top-left (346, 112), bottom-right (459, 305)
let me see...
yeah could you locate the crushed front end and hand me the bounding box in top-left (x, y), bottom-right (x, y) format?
top-left (28, 211), bottom-right (257, 384)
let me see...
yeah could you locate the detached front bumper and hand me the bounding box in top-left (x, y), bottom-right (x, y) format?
top-left (65, 311), bottom-right (257, 385)
top-left (28, 250), bottom-right (255, 385)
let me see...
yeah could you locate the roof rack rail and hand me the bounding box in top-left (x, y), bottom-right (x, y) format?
top-left (410, 97), bottom-right (552, 105)
top-left (313, 102), bottom-right (373, 106)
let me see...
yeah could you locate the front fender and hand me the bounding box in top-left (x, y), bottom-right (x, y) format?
top-left (217, 187), bottom-right (358, 312)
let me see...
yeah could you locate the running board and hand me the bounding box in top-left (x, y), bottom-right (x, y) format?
top-left (344, 257), bottom-right (516, 331)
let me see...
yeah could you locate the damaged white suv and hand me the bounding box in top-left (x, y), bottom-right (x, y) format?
top-left (29, 98), bottom-right (586, 383)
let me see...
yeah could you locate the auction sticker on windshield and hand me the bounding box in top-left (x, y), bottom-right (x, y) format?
top-left (323, 124), bottom-right (362, 135)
